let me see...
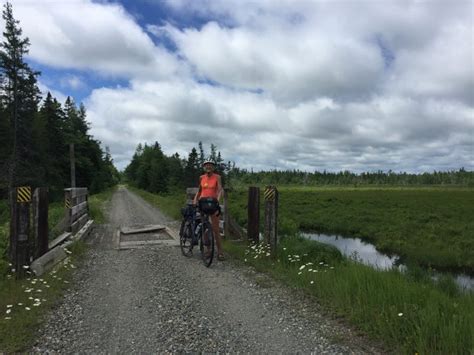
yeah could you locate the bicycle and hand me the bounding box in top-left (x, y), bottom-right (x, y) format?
top-left (179, 198), bottom-right (220, 267)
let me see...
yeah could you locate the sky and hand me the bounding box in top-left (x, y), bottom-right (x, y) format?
top-left (1, 0), bottom-right (473, 172)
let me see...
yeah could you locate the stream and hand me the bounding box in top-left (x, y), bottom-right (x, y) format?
top-left (303, 232), bottom-right (473, 292)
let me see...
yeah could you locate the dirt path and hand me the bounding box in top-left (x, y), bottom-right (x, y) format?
top-left (33, 186), bottom-right (379, 353)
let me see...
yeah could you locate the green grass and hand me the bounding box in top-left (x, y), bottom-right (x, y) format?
top-left (88, 186), bottom-right (117, 224)
top-left (0, 187), bottom-right (115, 351)
top-left (227, 187), bottom-right (474, 273)
top-left (0, 240), bottom-right (87, 352)
top-left (127, 185), bottom-right (184, 220)
top-left (224, 236), bottom-right (474, 354)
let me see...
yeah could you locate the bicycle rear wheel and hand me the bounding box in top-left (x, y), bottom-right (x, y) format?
top-left (200, 220), bottom-right (214, 267)
top-left (180, 220), bottom-right (194, 257)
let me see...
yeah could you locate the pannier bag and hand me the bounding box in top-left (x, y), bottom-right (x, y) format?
top-left (199, 197), bottom-right (219, 215)
top-left (181, 205), bottom-right (195, 218)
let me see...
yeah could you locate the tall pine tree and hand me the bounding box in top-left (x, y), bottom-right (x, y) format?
top-left (0, 2), bottom-right (40, 189)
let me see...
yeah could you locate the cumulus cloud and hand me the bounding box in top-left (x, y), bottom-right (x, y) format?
top-left (1, 0), bottom-right (472, 172)
top-left (0, 0), bottom-right (186, 79)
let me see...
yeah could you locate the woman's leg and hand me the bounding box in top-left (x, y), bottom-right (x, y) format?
top-left (211, 213), bottom-right (223, 256)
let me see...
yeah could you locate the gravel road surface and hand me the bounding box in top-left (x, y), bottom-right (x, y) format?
top-left (33, 186), bottom-right (379, 353)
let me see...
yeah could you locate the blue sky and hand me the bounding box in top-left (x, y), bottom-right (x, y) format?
top-left (2, 0), bottom-right (473, 172)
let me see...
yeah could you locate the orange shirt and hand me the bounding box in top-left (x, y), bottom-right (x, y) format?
top-left (200, 173), bottom-right (219, 199)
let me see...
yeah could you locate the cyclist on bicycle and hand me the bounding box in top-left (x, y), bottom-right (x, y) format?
top-left (193, 158), bottom-right (224, 261)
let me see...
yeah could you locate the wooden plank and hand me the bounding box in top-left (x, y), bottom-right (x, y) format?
top-left (120, 225), bottom-right (166, 235)
top-left (228, 215), bottom-right (246, 240)
top-left (264, 186), bottom-right (278, 256)
top-left (33, 187), bottom-right (49, 258)
top-left (73, 194), bottom-right (87, 205)
top-left (71, 207), bottom-right (87, 224)
top-left (49, 232), bottom-right (72, 250)
top-left (71, 213), bottom-right (88, 234)
top-left (71, 187), bottom-right (87, 198)
top-left (71, 201), bottom-right (87, 217)
top-left (30, 242), bottom-right (69, 276)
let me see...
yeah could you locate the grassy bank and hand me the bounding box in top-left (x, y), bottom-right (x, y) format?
top-left (88, 186), bottom-right (117, 223)
top-left (224, 236), bottom-right (474, 354)
top-left (227, 187), bottom-right (474, 273)
top-left (0, 187), bottom-right (115, 352)
top-left (0, 240), bottom-right (87, 352)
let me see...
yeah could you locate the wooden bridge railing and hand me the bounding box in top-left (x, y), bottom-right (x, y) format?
top-left (64, 187), bottom-right (89, 234)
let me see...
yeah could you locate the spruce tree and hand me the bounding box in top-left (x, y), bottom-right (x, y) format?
top-left (0, 2), bottom-right (41, 188)
top-left (198, 141), bottom-right (205, 167)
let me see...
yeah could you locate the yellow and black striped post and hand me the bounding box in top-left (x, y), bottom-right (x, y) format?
top-left (10, 187), bottom-right (32, 278)
top-left (17, 186), bottom-right (32, 203)
top-left (264, 185), bottom-right (278, 255)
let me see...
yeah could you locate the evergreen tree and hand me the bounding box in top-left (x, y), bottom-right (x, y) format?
top-left (0, 2), bottom-right (41, 188)
top-left (198, 141), bottom-right (205, 167)
top-left (185, 147), bottom-right (199, 187)
top-left (210, 143), bottom-right (217, 162)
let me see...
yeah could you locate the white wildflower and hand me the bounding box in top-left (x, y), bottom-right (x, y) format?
top-left (398, 313), bottom-right (403, 317)
top-left (299, 265), bottom-right (306, 270)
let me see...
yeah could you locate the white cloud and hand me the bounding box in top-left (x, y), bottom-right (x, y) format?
top-left (37, 81), bottom-right (67, 104)
top-left (0, 0), bottom-right (186, 80)
top-left (1, 0), bottom-right (472, 172)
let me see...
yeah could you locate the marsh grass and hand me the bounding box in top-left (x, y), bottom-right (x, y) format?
top-left (227, 187), bottom-right (474, 273)
top-left (225, 236), bottom-right (474, 354)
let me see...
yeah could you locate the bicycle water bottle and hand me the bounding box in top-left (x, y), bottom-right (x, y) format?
top-left (195, 223), bottom-right (202, 237)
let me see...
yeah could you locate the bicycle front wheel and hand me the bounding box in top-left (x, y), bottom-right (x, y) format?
top-left (180, 220), bottom-right (194, 257)
top-left (200, 220), bottom-right (214, 267)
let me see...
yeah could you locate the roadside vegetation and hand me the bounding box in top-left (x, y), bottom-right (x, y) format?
top-left (227, 186), bottom-right (474, 274)
top-left (130, 185), bottom-right (473, 353)
top-left (0, 188), bottom-right (114, 352)
top-left (224, 237), bottom-right (473, 354)
top-left (128, 185), bottom-right (183, 220)
top-left (88, 186), bottom-right (118, 224)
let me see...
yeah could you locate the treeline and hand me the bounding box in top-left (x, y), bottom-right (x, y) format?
top-left (125, 141), bottom-right (228, 193)
top-left (227, 168), bottom-right (474, 186)
top-left (0, 3), bottom-right (118, 200)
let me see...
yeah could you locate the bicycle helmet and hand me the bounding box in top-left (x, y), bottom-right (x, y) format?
top-left (202, 159), bottom-right (216, 167)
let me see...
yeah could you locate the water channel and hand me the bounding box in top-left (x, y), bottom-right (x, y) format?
top-left (303, 232), bottom-right (473, 292)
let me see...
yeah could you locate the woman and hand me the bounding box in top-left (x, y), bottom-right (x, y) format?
top-left (193, 159), bottom-right (224, 261)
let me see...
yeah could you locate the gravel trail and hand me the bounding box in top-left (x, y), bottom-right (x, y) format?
top-left (33, 186), bottom-right (380, 353)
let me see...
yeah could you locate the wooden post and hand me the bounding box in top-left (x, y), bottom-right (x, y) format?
top-left (70, 143), bottom-right (76, 188)
top-left (247, 186), bottom-right (260, 244)
top-left (33, 187), bottom-right (49, 258)
top-left (65, 188), bottom-right (72, 232)
top-left (264, 186), bottom-right (278, 256)
top-left (9, 187), bottom-right (32, 278)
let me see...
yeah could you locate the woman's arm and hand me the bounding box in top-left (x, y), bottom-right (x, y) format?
top-left (217, 175), bottom-right (223, 202)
